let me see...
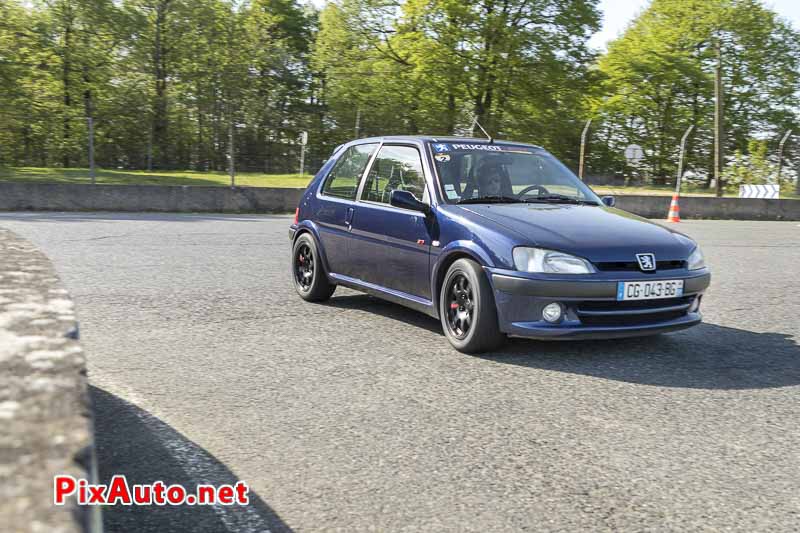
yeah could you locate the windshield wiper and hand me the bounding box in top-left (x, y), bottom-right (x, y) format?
top-left (457, 195), bottom-right (524, 204)
top-left (524, 194), bottom-right (598, 206)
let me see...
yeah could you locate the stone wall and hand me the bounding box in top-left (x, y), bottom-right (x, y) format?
top-left (1, 182), bottom-right (799, 220)
top-left (0, 182), bottom-right (303, 213)
top-left (0, 228), bottom-right (100, 533)
top-left (613, 195), bottom-right (800, 221)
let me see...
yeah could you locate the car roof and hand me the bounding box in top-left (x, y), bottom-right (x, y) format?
top-left (350, 135), bottom-right (544, 150)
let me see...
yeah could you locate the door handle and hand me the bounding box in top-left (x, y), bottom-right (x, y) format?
top-left (345, 207), bottom-right (354, 228)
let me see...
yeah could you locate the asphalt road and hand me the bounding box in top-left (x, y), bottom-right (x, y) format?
top-left (1, 213), bottom-right (799, 532)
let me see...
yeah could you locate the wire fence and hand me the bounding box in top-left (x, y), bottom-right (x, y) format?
top-left (2, 115), bottom-right (798, 195)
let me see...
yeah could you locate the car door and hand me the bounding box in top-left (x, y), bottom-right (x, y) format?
top-left (349, 144), bottom-right (433, 301)
top-left (315, 142), bottom-right (379, 277)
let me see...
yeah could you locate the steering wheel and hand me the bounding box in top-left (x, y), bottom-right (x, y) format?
top-left (516, 184), bottom-right (549, 198)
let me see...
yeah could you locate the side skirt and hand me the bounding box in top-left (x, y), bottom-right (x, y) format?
top-left (329, 273), bottom-right (439, 318)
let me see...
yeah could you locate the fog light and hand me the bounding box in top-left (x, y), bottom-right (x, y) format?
top-left (542, 302), bottom-right (563, 323)
top-left (690, 296), bottom-right (701, 313)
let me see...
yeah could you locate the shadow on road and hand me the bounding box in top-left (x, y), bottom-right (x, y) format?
top-left (91, 386), bottom-right (293, 533)
top-left (326, 293), bottom-right (444, 335)
top-left (483, 323), bottom-right (800, 390)
top-left (327, 294), bottom-right (800, 391)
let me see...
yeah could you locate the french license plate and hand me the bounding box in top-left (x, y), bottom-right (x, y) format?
top-left (617, 279), bottom-right (684, 301)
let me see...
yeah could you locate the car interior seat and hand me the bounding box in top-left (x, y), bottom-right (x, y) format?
top-left (462, 161), bottom-right (513, 198)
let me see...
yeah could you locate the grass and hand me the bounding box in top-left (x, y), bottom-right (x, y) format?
top-left (1, 166), bottom-right (798, 199)
top-left (0, 166), bottom-right (311, 188)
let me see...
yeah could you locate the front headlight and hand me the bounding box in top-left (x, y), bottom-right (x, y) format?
top-left (513, 247), bottom-right (596, 274)
top-left (688, 247), bottom-right (705, 270)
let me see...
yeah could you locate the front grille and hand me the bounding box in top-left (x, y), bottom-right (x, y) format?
top-left (594, 260), bottom-right (686, 272)
top-left (575, 296), bottom-right (694, 328)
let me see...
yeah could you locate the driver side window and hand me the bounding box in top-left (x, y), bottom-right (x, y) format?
top-left (361, 145), bottom-right (427, 205)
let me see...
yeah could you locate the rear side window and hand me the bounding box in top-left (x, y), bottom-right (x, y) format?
top-left (321, 143), bottom-right (378, 200)
top-left (362, 145), bottom-right (427, 204)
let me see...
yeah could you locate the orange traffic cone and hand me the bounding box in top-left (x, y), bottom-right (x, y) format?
top-left (666, 194), bottom-right (681, 222)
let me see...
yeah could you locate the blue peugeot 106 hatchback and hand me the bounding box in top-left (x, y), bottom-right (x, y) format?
top-left (289, 136), bottom-right (710, 353)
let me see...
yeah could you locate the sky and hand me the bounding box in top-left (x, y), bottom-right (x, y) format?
top-left (588, 0), bottom-right (800, 49)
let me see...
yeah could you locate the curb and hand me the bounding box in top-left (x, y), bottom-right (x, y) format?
top-left (0, 228), bottom-right (101, 533)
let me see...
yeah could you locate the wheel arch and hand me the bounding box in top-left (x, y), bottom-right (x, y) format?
top-left (292, 222), bottom-right (333, 279)
top-left (431, 245), bottom-right (493, 319)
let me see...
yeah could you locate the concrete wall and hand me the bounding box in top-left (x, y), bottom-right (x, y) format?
top-left (0, 182), bottom-right (303, 213)
top-left (1, 182), bottom-right (799, 220)
top-left (614, 195), bottom-right (800, 221)
top-left (0, 229), bottom-right (100, 533)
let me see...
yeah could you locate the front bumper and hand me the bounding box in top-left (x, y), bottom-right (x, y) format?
top-left (490, 270), bottom-right (710, 340)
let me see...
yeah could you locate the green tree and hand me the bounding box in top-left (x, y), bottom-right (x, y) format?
top-left (723, 138), bottom-right (775, 187)
top-left (312, 0), bottom-right (600, 166)
top-left (239, 0), bottom-right (313, 172)
top-left (123, 0), bottom-right (184, 168)
top-left (0, 1), bottom-right (53, 165)
top-left (591, 0), bottom-right (800, 185)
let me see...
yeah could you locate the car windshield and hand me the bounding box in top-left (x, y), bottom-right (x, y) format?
top-left (429, 142), bottom-right (601, 205)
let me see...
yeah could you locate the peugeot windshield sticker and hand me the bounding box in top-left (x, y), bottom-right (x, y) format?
top-left (431, 142), bottom-right (536, 154)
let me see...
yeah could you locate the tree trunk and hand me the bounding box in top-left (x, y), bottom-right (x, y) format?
top-left (62, 22), bottom-right (73, 168)
top-left (152, 1), bottom-right (171, 168)
top-left (212, 95), bottom-right (221, 171)
top-left (196, 84), bottom-right (205, 170)
top-left (446, 91), bottom-right (456, 134)
top-left (146, 128), bottom-right (153, 171)
top-left (23, 125), bottom-right (31, 165)
top-left (228, 103), bottom-right (235, 187)
top-left (83, 65), bottom-right (95, 183)
top-left (714, 39), bottom-right (724, 197)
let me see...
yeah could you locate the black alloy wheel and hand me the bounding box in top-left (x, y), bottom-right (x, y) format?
top-left (439, 258), bottom-right (505, 353)
top-left (291, 233), bottom-right (336, 302)
top-left (445, 274), bottom-right (474, 339)
top-left (295, 242), bottom-right (314, 292)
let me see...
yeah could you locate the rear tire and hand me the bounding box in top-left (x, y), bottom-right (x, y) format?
top-left (292, 233), bottom-right (335, 302)
top-left (439, 258), bottom-right (505, 353)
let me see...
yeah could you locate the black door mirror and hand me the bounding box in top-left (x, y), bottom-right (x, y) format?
top-left (390, 190), bottom-right (431, 214)
top-left (601, 196), bottom-right (616, 207)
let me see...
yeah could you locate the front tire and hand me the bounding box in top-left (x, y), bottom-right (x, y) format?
top-left (439, 258), bottom-right (505, 353)
top-left (292, 233), bottom-right (335, 302)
